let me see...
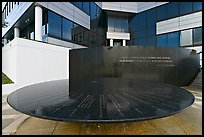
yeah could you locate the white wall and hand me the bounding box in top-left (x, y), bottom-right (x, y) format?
top-left (2, 38), bottom-right (71, 90)
top-left (102, 2), bottom-right (168, 13)
top-left (2, 40), bottom-right (17, 83)
top-left (102, 2), bottom-right (138, 13)
top-left (107, 32), bottom-right (130, 40)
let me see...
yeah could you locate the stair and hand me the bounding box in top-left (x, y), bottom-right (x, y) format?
top-left (191, 68), bottom-right (202, 87)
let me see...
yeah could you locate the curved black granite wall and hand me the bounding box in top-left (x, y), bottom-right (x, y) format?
top-left (70, 46), bottom-right (200, 86)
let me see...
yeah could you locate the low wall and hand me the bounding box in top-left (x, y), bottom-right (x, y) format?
top-left (2, 38), bottom-right (70, 91)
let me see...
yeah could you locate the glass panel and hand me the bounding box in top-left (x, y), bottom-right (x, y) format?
top-left (42, 25), bottom-right (46, 36)
top-left (146, 9), bottom-right (156, 28)
top-left (167, 2), bottom-right (179, 19)
top-left (108, 16), bottom-right (114, 32)
top-left (193, 27), bottom-right (202, 45)
top-left (42, 10), bottom-right (48, 35)
top-left (179, 2), bottom-right (193, 15)
top-left (137, 37), bottom-right (146, 46)
top-left (147, 28), bottom-right (156, 37)
top-left (108, 16), bottom-right (128, 33)
top-left (121, 18), bottom-right (128, 33)
top-left (72, 23), bottom-right (79, 41)
top-left (48, 11), bottom-right (62, 38)
top-left (138, 12), bottom-right (146, 30)
top-left (96, 5), bottom-right (101, 19)
top-left (114, 40), bottom-right (122, 46)
top-left (167, 31), bottom-right (179, 47)
top-left (180, 29), bottom-right (192, 46)
top-left (83, 29), bottom-right (89, 46)
top-left (62, 18), bottom-right (73, 40)
top-left (134, 39), bottom-right (138, 45)
top-left (30, 32), bottom-right (34, 40)
top-left (193, 2), bottom-right (202, 11)
top-left (146, 36), bottom-right (156, 46)
top-left (157, 34), bottom-right (167, 46)
top-left (136, 30), bottom-right (146, 38)
top-left (83, 2), bottom-right (90, 15)
top-left (72, 2), bottom-right (82, 10)
top-left (90, 2), bottom-right (97, 20)
top-left (114, 17), bottom-right (121, 32)
top-left (129, 15), bottom-right (137, 32)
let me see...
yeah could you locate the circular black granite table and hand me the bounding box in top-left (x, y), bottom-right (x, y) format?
top-left (7, 78), bottom-right (195, 123)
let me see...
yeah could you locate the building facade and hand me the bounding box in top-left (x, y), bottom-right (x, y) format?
top-left (2, 2), bottom-right (202, 93)
top-left (2, 2), bottom-right (202, 48)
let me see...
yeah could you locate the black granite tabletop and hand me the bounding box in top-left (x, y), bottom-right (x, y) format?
top-left (7, 78), bottom-right (194, 123)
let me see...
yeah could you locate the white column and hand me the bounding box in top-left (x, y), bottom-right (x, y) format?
top-left (122, 40), bottom-right (126, 46)
top-left (14, 27), bottom-right (20, 38)
top-left (35, 6), bottom-right (42, 41)
top-left (110, 39), bottom-right (113, 47)
top-left (3, 38), bottom-right (7, 45)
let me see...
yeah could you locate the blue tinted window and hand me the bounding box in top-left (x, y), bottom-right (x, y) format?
top-left (193, 2), bottom-right (202, 11)
top-left (90, 2), bottom-right (97, 20)
top-left (167, 32), bottom-right (179, 47)
top-left (129, 15), bottom-right (137, 32)
top-left (167, 2), bottom-right (179, 19)
top-left (147, 28), bottom-right (156, 37)
top-left (121, 18), bottom-right (128, 32)
top-left (114, 17), bottom-right (121, 32)
top-left (179, 2), bottom-right (193, 15)
top-left (157, 34), bottom-right (167, 46)
top-left (157, 4), bottom-right (167, 21)
top-left (96, 5), bottom-right (101, 19)
top-left (108, 17), bottom-right (114, 32)
top-left (42, 10), bottom-right (48, 35)
top-left (193, 27), bottom-right (202, 45)
top-left (146, 9), bottom-right (156, 28)
top-left (131, 33), bottom-right (135, 40)
top-left (137, 37), bottom-right (146, 46)
top-left (136, 30), bottom-right (146, 38)
top-left (73, 2), bottom-right (82, 10)
top-left (134, 39), bottom-right (140, 45)
top-left (83, 2), bottom-right (90, 15)
top-left (138, 12), bottom-right (146, 30)
top-left (48, 11), bottom-right (62, 38)
top-left (146, 37), bottom-right (156, 46)
top-left (108, 16), bottom-right (128, 33)
top-left (62, 18), bottom-right (73, 40)
top-left (132, 32), bottom-right (138, 39)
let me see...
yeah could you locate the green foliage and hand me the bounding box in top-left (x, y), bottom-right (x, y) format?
top-left (2, 72), bottom-right (14, 84)
top-left (2, 22), bottom-right (8, 28)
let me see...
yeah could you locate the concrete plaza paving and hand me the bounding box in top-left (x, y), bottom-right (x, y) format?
top-left (2, 85), bottom-right (202, 135)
